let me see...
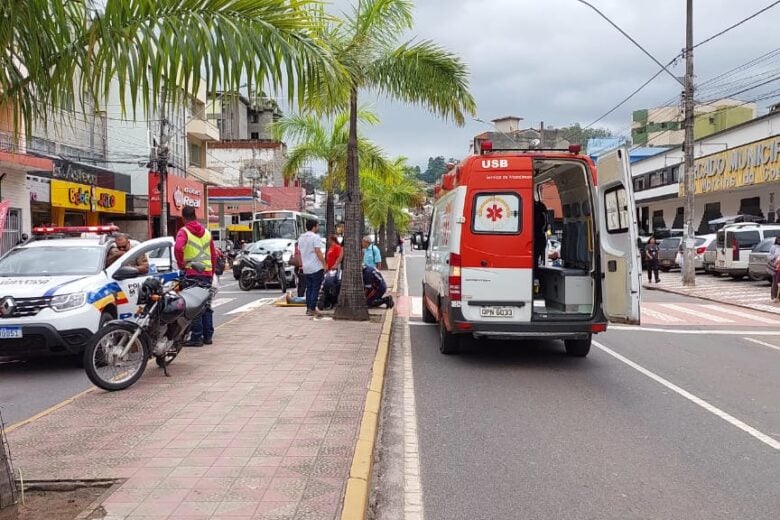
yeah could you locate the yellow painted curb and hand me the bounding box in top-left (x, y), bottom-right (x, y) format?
top-left (340, 257), bottom-right (403, 520)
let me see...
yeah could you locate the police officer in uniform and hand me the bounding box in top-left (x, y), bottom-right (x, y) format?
top-left (174, 205), bottom-right (218, 346)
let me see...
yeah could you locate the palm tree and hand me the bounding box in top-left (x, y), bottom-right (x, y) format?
top-left (320, 0), bottom-right (476, 321)
top-left (270, 109), bottom-right (391, 238)
top-left (1, 0), bottom-right (338, 133)
top-left (361, 157), bottom-right (424, 259)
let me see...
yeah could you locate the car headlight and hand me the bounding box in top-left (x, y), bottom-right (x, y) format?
top-left (50, 292), bottom-right (86, 312)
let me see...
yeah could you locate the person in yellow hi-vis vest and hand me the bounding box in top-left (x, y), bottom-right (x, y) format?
top-left (174, 206), bottom-right (217, 347)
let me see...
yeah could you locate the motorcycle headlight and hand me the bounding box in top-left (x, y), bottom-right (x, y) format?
top-left (282, 252), bottom-right (292, 262)
top-left (50, 292), bottom-right (86, 312)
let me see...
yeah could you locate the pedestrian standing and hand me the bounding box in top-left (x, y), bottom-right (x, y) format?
top-left (645, 237), bottom-right (660, 283)
top-left (397, 234), bottom-right (404, 255)
top-left (768, 236), bottom-right (780, 301)
top-left (299, 219), bottom-right (327, 317)
top-left (174, 205), bottom-right (217, 346)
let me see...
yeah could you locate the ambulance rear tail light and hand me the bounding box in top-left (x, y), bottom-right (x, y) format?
top-left (448, 253), bottom-right (462, 301)
top-left (32, 225), bottom-right (119, 235)
top-left (568, 144), bottom-right (582, 154)
top-left (591, 323), bottom-right (607, 333)
top-left (480, 140), bottom-right (493, 154)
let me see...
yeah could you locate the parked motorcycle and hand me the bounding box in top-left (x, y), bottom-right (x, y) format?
top-left (83, 275), bottom-right (212, 391)
top-left (238, 250), bottom-right (287, 292)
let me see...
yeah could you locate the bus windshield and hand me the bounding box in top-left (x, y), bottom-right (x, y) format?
top-left (253, 218), bottom-right (297, 240)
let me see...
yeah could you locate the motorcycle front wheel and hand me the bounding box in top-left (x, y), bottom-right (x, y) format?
top-left (239, 270), bottom-right (255, 291)
top-left (84, 324), bottom-right (149, 391)
top-left (279, 265), bottom-right (288, 293)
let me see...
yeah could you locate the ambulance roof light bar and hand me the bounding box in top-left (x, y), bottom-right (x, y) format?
top-left (479, 140), bottom-right (584, 155)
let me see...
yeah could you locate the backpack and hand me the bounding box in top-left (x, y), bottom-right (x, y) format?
top-left (215, 249), bottom-right (226, 276)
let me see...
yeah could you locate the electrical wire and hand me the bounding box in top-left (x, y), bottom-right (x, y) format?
top-left (694, 0), bottom-right (780, 49)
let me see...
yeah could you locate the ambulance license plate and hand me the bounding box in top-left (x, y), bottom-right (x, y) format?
top-left (480, 306), bottom-right (513, 318)
top-left (0, 327), bottom-right (22, 339)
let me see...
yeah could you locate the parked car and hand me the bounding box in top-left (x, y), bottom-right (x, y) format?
top-left (714, 223), bottom-right (780, 279)
top-left (658, 237), bottom-right (682, 271)
top-left (232, 239), bottom-right (296, 285)
top-left (747, 238), bottom-right (775, 281)
top-left (702, 239), bottom-right (718, 274)
top-left (693, 234), bottom-right (716, 270)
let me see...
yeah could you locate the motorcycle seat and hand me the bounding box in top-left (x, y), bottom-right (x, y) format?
top-left (180, 286), bottom-right (211, 319)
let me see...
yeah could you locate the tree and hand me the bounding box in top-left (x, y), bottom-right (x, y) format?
top-left (0, 0), bottom-right (339, 134)
top-left (270, 109), bottom-right (390, 239)
top-left (557, 123), bottom-right (614, 150)
top-left (361, 157), bottom-right (424, 258)
top-left (319, 0), bottom-right (476, 321)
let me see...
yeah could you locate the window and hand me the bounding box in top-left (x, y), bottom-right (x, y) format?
top-left (250, 132), bottom-right (260, 139)
top-left (671, 166), bottom-right (680, 182)
top-left (251, 114), bottom-right (259, 123)
top-left (672, 207), bottom-right (684, 229)
top-left (754, 239), bottom-right (773, 253)
top-left (471, 193), bottom-right (521, 234)
top-left (763, 228), bottom-right (780, 239)
top-left (634, 178), bottom-right (645, 192)
top-left (604, 186), bottom-right (630, 233)
top-left (729, 230), bottom-right (760, 249)
top-left (188, 142), bottom-right (202, 167)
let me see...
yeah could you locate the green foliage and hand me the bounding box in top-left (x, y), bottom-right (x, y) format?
top-left (417, 156), bottom-right (457, 184)
top-left (557, 123), bottom-right (614, 149)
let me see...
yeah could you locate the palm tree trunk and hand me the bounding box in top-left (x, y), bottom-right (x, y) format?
top-left (334, 87), bottom-right (369, 321)
top-left (325, 189), bottom-right (336, 238)
top-left (377, 223), bottom-right (385, 258)
top-left (385, 210), bottom-right (397, 259)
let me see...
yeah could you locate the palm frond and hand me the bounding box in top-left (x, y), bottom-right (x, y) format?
top-left (350, 0), bottom-right (414, 49)
top-left (367, 39), bottom-right (477, 125)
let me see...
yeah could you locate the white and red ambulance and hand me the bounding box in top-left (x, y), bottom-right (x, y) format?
top-left (422, 143), bottom-right (641, 356)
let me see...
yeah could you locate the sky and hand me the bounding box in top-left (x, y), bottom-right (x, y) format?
top-left (305, 0), bottom-right (780, 171)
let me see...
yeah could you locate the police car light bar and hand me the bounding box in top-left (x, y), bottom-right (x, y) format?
top-left (32, 225), bottom-right (120, 235)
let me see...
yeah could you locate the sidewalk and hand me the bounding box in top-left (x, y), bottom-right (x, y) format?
top-left (643, 272), bottom-right (780, 315)
top-left (6, 257), bottom-right (400, 520)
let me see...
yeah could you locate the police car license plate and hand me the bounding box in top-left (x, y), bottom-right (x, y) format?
top-left (0, 327), bottom-right (22, 339)
top-left (480, 306), bottom-right (513, 318)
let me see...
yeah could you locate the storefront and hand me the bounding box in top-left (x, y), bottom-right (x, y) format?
top-left (26, 174), bottom-right (52, 227)
top-left (49, 179), bottom-right (127, 226)
top-left (148, 173), bottom-right (206, 237)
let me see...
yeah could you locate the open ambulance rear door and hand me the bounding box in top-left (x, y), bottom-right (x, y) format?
top-left (596, 148), bottom-right (641, 325)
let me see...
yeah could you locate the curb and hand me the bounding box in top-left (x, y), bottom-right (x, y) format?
top-left (643, 283), bottom-right (780, 316)
top-left (340, 258), bottom-right (402, 520)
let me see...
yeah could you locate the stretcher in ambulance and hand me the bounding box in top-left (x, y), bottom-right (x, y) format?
top-left (422, 144), bottom-right (641, 357)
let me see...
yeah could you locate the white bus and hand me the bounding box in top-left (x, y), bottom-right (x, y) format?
top-left (251, 210), bottom-right (324, 241)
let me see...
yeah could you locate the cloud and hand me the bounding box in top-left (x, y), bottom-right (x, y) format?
top-left (317, 0), bottom-right (780, 169)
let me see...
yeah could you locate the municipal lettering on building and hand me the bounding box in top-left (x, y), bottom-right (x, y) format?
top-left (680, 135), bottom-right (780, 196)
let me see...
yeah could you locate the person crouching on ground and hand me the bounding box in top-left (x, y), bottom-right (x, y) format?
top-left (174, 205), bottom-right (217, 346)
top-left (363, 265), bottom-right (394, 308)
top-left (299, 219), bottom-right (327, 317)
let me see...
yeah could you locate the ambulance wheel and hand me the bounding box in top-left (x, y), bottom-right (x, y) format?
top-left (421, 285), bottom-right (436, 323)
top-left (439, 317), bottom-right (460, 355)
top-left (564, 336), bottom-right (591, 357)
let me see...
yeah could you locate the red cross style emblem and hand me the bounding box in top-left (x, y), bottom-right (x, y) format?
top-left (486, 204), bottom-right (503, 222)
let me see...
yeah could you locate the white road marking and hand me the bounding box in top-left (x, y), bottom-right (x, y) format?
top-left (641, 307), bottom-right (684, 323)
top-left (594, 340), bottom-right (780, 451)
top-left (610, 325), bottom-right (780, 335)
top-left (699, 304), bottom-right (780, 325)
top-left (742, 337), bottom-right (780, 353)
top-left (658, 303), bottom-right (735, 323)
top-left (402, 259), bottom-right (425, 520)
top-left (411, 296), bottom-right (423, 317)
top-left (210, 297), bottom-right (234, 309)
top-left (225, 297), bottom-right (276, 315)
top-left (409, 321), bottom-right (435, 327)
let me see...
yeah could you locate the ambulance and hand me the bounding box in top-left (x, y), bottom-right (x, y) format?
top-left (423, 143), bottom-right (641, 356)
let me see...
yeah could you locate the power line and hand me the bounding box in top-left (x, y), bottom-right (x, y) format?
top-left (694, 0), bottom-right (780, 49)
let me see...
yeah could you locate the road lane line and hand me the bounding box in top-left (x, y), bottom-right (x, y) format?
top-left (225, 297), bottom-right (276, 315)
top-left (658, 303), bottom-right (735, 323)
top-left (402, 256), bottom-right (425, 520)
top-left (210, 297), bottom-right (234, 309)
top-left (699, 304), bottom-right (780, 325)
top-left (609, 326), bottom-right (780, 335)
top-left (411, 296), bottom-right (422, 317)
top-left (743, 337), bottom-right (780, 353)
top-left (593, 340), bottom-right (780, 451)
top-left (640, 307), bottom-right (684, 323)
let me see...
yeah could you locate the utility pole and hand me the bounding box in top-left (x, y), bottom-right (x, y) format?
top-left (682, 0), bottom-right (696, 286)
top-left (157, 119), bottom-right (170, 237)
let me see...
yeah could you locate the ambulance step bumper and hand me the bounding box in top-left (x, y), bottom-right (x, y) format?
top-left (473, 331), bottom-right (591, 340)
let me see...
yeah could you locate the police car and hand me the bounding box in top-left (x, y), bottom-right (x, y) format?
top-left (0, 226), bottom-right (179, 357)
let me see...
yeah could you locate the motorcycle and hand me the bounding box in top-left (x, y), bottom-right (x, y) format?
top-left (83, 276), bottom-right (212, 391)
top-left (238, 249), bottom-right (287, 292)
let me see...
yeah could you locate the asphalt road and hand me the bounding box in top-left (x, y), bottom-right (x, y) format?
top-left (387, 254), bottom-right (780, 520)
top-left (0, 275), bottom-right (286, 427)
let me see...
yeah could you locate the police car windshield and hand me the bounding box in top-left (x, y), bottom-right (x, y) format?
top-left (0, 246), bottom-right (104, 276)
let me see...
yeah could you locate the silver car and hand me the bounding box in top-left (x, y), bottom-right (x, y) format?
top-left (747, 238), bottom-right (774, 281)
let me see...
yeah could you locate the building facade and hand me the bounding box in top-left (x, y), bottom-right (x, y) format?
top-left (632, 99), bottom-right (756, 147)
top-left (632, 110), bottom-right (780, 236)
